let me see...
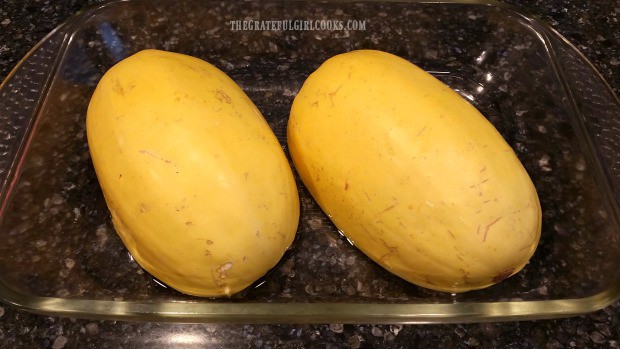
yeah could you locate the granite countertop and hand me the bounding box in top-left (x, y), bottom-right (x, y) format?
top-left (0, 0), bottom-right (619, 348)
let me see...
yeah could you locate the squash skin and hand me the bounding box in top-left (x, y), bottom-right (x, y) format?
top-left (287, 50), bottom-right (541, 292)
top-left (87, 50), bottom-right (299, 297)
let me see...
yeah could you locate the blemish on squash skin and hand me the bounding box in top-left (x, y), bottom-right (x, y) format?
top-left (112, 78), bottom-right (125, 96)
top-left (378, 238), bottom-right (398, 263)
top-left (327, 84), bottom-right (343, 106)
top-left (216, 262), bottom-right (233, 279)
top-left (382, 198), bottom-right (398, 212)
top-left (139, 203), bottom-right (148, 213)
top-left (139, 150), bottom-right (172, 164)
top-left (382, 204), bottom-right (397, 212)
top-left (482, 217), bottom-right (502, 242)
top-left (492, 268), bottom-right (514, 282)
top-left (416, 125), bottom-right (427, 138)
top-left (214, 89), bottom-right (232, 104)
top-left (462, 272), bottom-right (472, 284)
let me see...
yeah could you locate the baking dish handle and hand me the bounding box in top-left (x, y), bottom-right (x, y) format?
top-left (0, 30), bottom-right (69, 204)
top-left (544, 28), bottom-right (620, 216)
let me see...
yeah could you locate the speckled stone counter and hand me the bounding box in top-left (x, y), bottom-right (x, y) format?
top-left (0, 0), bottom-right (619, 348)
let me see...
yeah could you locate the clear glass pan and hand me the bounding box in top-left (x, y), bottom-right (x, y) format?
top-left (0, 0), bottom-right (619, 323)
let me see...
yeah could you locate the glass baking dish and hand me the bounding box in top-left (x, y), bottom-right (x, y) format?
top-left (0, 0), bottom-right (619, 323)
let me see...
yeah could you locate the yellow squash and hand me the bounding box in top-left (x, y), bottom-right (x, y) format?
top-left (87, 50), bottom-right (299, 297)
top-left (288, 50), bottom-right (541, 292)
